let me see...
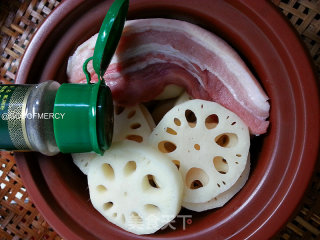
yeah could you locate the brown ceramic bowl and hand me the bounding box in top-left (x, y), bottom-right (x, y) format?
top-left (15, 0), bottom-right (319, 239)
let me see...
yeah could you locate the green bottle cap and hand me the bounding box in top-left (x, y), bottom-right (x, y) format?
top-left (53, 82), bottom-right (113, 154)
top-left (93, 0), bottom-right (129, 79)
top-left (53, 0), bottom-right (128, 155)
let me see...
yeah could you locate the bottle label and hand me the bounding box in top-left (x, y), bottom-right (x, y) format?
top-left (0, 85), bottom-right (33, 150)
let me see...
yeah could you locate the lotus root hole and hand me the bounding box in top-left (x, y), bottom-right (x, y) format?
top-left (102, 163), bottom-right (115, 180)
top-left (103, 202), bottom-right (113, 210)
top-left (130, 212), bottom-right (143, 224)
top-left (205, 114), bottom-right (219, 129)
top-left (185, 109), bottom-right (197, 128)
top-left (144, 204), bottom-right (161, 214)
top-left (142, 174), bottom-right (160, 190)
top-left (174, 118), bottom-right (181, 126)
top-left (112, 212), bottom-right (117, 218)
top-left (172, 160), bottom-right (180, 169)
top-left (115, 106), bottom-right (125, 115)
top-left (190, 180), bottom-right (203, 189)
top-left (231, 121), bottom-right (236, 125)
top-left (124, 161), bottom-right (137, 176)
top-left (186, 168), bottom-right (209, 189)
top-left (127, 110), bottom-right (136, 119)
top-left (121, 214), bottom-right (126, 223)
top-left (194, 144), bottom-right (200, 150)
top-left (213, 156), bottom-right (229, 174)
top-left (215, 133), bottom-right (238, 148)
top-left (166, 127), bottom-right (177, 135)
top-left (148, 175), bottom-right (159, 188)
top-left (96, 185), bottom-right (107, 192)
top-left (130, 123), bottom-right (141, 129)
top-left (158, 141), bottom-right (177, 153)
top-left (236, 154), bottom-right (242, 157)
top-left (126, 135), bottom-right (143, 143)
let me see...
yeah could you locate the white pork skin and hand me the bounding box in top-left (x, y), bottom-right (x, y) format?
top-left (67, 18), bottom-right (270, 135)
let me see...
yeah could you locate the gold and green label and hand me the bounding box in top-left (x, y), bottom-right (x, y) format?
top-left (0, 85), bottom-right (32, 150)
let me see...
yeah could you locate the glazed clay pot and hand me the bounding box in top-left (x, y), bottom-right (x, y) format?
top-left (15, 0), bottom-right (319, 239)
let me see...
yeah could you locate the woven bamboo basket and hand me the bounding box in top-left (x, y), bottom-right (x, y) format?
top-left (0, 0), bottom-right (319, 239)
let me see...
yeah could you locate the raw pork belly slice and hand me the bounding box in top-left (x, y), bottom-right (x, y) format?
top-left (67, 18), bottom-right (270, 135)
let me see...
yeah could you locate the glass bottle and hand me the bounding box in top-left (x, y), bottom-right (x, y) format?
top-left (0, 81), bottom-right (60, 156)
top-left (0, 80), bottom-right (113, 156)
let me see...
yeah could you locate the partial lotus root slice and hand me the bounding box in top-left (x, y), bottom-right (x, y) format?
top-left (152, 91), bottom-right (192, 124)
top-left (149, 99), bottom-right (250, 203)
top-left (139, 104), bottom-right (156, 131)
top-left (71, 152), bottom-right (98, 175)
top-left (154, 84), bottom-right (184, 100)
top-left (113, 104), bottom-right (155, 143)
top-left (182, 154), bottom-right (250, 211)
top-left (175, 91), bottom-right (193, 106)
top-left (87, 141), bottom-right (183, 235)
top-left (72, 104), bottom-right (155, 175)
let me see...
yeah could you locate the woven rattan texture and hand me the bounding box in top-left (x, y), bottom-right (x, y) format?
top-left (0, 0), bottom-right (319, 239)
top-left (272, 0), bottom-right (320, 76)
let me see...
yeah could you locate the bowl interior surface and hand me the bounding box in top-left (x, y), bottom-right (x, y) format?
top-left (15, 0), bottom-right (319, 239)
